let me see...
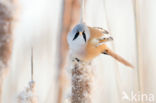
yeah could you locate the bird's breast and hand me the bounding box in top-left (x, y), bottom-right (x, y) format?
top-left (69, 45), bottom-right (86, 60)
top-left (82, 41), bottom-right (102, 61)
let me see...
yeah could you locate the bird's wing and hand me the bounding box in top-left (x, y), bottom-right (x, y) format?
top-left (91, 27), bottom-right (134, 69)
top-left (92, 27), bottom-right (113, 43)
top-left (92, 27), bottom-right (109, 34)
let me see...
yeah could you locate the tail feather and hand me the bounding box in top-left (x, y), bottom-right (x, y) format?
top-left (103, 49), bottom-right (134, 69)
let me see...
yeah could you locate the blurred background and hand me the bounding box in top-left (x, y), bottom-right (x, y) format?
top-left (1, 0), bottom-right (156, 103)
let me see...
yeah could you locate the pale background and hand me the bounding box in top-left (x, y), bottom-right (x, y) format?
top-left (2, 0), bottom-right (156, 103)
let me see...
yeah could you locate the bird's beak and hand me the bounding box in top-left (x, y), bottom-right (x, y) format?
top-left (79, 32), bottom-right (83, 35)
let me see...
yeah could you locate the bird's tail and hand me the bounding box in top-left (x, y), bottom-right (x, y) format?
top-left (103, 49), bottom-right (134, 69)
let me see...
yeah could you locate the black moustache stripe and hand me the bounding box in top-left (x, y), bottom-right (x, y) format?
top-left (73, 32), bottom-right (79, 41)
top-left (83, 32), bottom-right (86, 42)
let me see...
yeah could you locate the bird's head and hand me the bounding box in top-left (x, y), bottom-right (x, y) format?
top-left (67, 23), bottom-right (90, 51)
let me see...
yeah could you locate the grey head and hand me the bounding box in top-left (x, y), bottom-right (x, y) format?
top-left (67, 23), bottom-right (90, 53)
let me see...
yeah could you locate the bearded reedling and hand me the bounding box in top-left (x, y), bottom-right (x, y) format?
top-left (67, 23), bottom-right (134, 68)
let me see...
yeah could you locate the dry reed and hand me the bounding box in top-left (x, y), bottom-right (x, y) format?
top-left (57, 0), bottom-right (81, 103)
top-left (132, 0), bottom-right (143, 93)
top-left (17, 81), bottom-right (38, 103)
top-left (71, 59), bottom-right (93, 103)
top-left (17, 48), bottom-right (38, 103)
top-left (0, 0), bottom-right (16, 102)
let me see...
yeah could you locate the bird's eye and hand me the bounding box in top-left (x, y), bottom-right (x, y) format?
top-left (73, 32), bottom-right (79, 41)
top-left (82, 32), bottom-right (86, 42)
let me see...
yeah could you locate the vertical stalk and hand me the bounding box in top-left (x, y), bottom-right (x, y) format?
top-left (57, 0), bottom-right (81, 103)
top-left (133, 0), bottom-right (143, 99)
top-left (71, 60), bottom-right (92, 103)
top-left (0, 0), bottom-right (16, 102)
top-left (17, 48), bottom-right (38, 103)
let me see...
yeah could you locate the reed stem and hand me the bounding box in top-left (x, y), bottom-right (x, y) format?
top-left (71, 59), bottom-right (93, 103)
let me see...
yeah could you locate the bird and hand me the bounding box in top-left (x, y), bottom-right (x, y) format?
top-left (67, 23), bottom-right (134, 68)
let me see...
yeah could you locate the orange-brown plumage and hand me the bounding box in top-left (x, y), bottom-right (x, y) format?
top-left (67, 23), bottom-right (134, 68)
top-left (84, 27), bottom-right (134, 68)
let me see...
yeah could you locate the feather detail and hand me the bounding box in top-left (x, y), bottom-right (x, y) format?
top-left (82, 32), bottom-right (86, 42)
top-left (92, 27), bottom-right (109, 34)
top-left (73, 32), bottom-right (79, 41)
top-left (103, 48), bottom-right (134, 69)
top-left (98, 34), bottom-right (113, 43)
top-left (90, 27), bottom-right (113, 43)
